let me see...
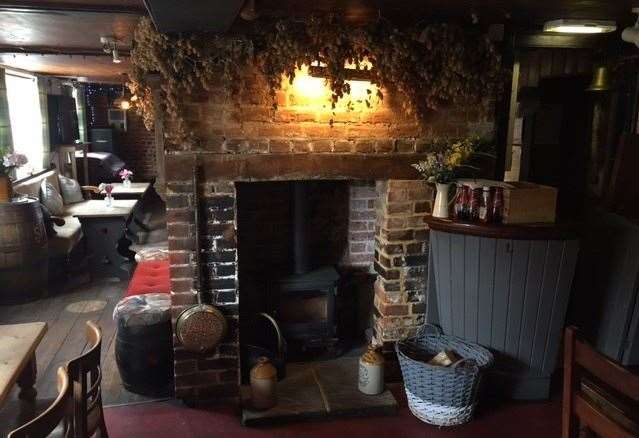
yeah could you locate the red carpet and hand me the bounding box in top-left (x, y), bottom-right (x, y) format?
top-left (104, 389), bottom-right (561, 438)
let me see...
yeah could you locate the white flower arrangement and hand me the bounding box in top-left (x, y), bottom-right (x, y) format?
top-left (0, 146), bottom-right (28, 177)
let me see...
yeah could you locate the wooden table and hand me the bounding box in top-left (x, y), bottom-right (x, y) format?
top-left (67, 199), bottom-right (138, 280)
top-left (99, 183), bottom-right (152, 241)
top-left (0, 322), bottom-right (47, 408)
top-left (108, 182), bottom-right (151, 200)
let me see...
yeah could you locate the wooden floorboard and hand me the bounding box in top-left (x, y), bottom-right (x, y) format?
top-left (37, 282), bottom-right (117, 399)
top-left (101, 331), bottom-right (122, 405)
top-left (0, 275), bottom-right (165, 435)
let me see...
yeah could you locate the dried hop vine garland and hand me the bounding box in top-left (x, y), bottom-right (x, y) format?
top-left (128, 16), bottom-right (504, 146)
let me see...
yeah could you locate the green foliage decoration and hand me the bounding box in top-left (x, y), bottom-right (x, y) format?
top-left (128, 16), bottom-right (504, 145)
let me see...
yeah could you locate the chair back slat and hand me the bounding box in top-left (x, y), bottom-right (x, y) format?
top-left (574, 394), bottom-right (636, 438)
top-left (87, 372), bottom-right (102, 400)
top-left (574, 342), bottom-right (639, 402)
top-left (563, 326), bottom-right (639, 438)
top-left (66, 321), bottom-right (107, 438)
top-left (8, 367), bottom-right (74, 438)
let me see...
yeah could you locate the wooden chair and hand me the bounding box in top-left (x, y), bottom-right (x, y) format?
top-left (562, 326), bottom-right (639, 438)
top-left (8, 367), bottom-right (74, 438)
top-left (66, 321), bottom-right (108, 438)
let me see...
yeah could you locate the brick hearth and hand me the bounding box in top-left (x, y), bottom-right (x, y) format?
top-left (160, 72), bottom-right (493, 402)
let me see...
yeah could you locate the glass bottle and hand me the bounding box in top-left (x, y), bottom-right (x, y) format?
top-left (492, 187), bottom-right (504, 224)
top-left (470, 187), bottom-right (481, 222)
top-left (479, 186), bottom-right (492, 223)
top-left (453, 183), bottom-right (464, 220)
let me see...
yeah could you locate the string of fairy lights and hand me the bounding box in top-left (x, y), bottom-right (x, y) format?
top-left (85, 83), bottom-right (125, 128)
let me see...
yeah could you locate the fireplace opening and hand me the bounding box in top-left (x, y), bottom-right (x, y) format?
top-left (237, 180), bottom-right (375, 379)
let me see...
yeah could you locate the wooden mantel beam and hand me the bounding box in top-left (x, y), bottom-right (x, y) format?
top-left (165, 153), bottom-right (425, 182)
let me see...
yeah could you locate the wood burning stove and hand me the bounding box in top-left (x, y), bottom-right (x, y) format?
top-left (274, 266), bottom-right (339, 349)
top-left (269, 182), bottom-right (340, 351)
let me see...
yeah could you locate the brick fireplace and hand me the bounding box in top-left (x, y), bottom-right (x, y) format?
top-left (161, 72), bottom-right (493, 402)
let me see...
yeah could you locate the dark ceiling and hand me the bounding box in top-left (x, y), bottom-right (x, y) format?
top-left (260, 0), bottom-right (638, 26)
top-left (0, 0), bottom-right (637, 83)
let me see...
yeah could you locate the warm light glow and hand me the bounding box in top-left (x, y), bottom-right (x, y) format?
top-left (292, 68), bottom-right (327, 100)
top-left (547, 25), bottom-right (606, 34)
top-left (347, 80), bottom-right (373, 101)
top-left (543, 19), bottom-right (616, 34)
top-left (344, 59), bottom-right (373, 70)
top-left (119, 100), bottom-right (131, 110)
top-left (284, 64), bottom-right (380, 111)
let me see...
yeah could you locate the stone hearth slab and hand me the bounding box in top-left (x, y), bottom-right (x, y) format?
top-left (241, 356), bottom-right (398, 426)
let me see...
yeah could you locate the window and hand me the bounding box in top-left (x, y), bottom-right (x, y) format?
top-left (72, 85), bottom-right (88, 143)
top-left (5, 71), bottom-right (44, 178)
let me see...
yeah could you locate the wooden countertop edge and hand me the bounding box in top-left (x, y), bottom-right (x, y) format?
top-left (424, 216), bottom-right (578, 240)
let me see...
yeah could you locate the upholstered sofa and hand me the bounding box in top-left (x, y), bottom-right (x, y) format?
top-left (13, 167), bottom-right (94, 261)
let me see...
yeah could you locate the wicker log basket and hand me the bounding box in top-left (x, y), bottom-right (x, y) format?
top-left (396, 324), bottom-right (494, 426)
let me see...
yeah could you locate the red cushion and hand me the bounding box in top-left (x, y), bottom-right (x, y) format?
top-left (125, 260), bottom-right (170, 297)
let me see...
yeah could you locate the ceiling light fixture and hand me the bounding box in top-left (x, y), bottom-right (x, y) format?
top-left (112, 48), bottom-right (121, 64)
top-left (543, 19), bottom-right (617, 34)
top-left (100, 36), bottom-right (122, 64)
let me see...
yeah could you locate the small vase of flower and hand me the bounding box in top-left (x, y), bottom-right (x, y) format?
top-left (99, 183), bottom-right (114, 207)
top-left (0, 147), bottom-right (28, 203)
top-left (119, 168), bottom-right (133, 188)
top-left (412, 138), bottom-right (480, 219)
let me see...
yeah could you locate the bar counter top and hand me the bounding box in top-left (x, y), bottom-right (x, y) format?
top-left (424, 216), bottom-right (578, 240)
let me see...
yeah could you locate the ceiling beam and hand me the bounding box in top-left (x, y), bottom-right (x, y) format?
top-left (0, 45), bottom-right (131, 57)
top-left (0, 1), bottom-right (145, 14)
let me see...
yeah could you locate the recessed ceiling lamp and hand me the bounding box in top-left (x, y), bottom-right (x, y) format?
top-left (543, 19), bottom-right (617, 34)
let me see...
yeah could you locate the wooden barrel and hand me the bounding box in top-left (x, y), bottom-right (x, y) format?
top-left (115, 318), bottom-right (173, 396)
top-left (0, 198), bottom-right (48, 304)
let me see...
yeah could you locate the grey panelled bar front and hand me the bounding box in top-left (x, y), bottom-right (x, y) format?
top-left (427, 217), bottom-right (579, 400)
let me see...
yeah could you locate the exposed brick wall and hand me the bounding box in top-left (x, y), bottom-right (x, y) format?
top-left (162, 70), bottom-right (494, 402)
top-left (165, 79), bottom-right (493, 155)
top-left (115, 112), bottom-right (157, 181)
top-left (343, 181), bottom-right (377, 270)
top-left (373, 180), bottom-right (432, 345)
top-left (167, 179), bottom-right (240, 401)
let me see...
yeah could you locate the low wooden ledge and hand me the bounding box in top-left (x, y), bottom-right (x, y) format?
top-left (424, 216), bottom-right (578, 241)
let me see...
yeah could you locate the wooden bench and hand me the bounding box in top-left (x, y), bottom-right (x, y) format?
top-left (13, 168), bottom-right (97, 264)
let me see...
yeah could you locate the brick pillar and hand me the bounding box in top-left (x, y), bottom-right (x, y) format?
top-left (373, 180), bottom-right (432, 345)
top-left (166, 177), bottom-right (240, 403)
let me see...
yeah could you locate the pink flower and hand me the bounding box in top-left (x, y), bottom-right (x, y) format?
top-left (119, 168), bottom-right (133, 180)
top-left (2, 153), bottom-right (28, 168)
